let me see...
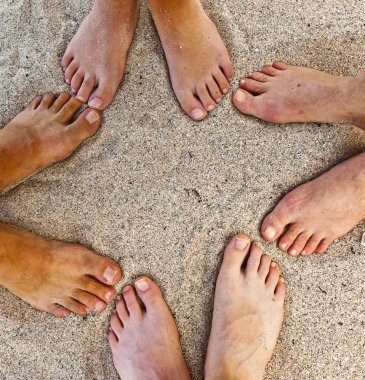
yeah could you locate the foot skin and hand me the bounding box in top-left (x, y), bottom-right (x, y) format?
top-left (205, 234), bottom-right (286, 380)
top-left (262, 153), bottom-right (365, 256)
top-left (148, 0), bottom-right (233, 121)
top-left (61, 0), bottom-right (140, 110)
top-left (109, 277), bottom-right (191, 380)
top-left (233, 61), bottom-right (365, 128)
top-left (0, 92), bottom-right (102, 194)
top-left (0, 223), bottom-right (122, 317)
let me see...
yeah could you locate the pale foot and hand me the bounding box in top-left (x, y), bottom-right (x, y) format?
top-left (0, 92), bottom-right (101, 193)
top-left (147, 0), bottom-right (233, 121)
top-left (109, 277), bottom-right (191, 380)
top-left (62, 0), bottom-right (140, 110)
top-left (0, 223), bottom-right (122, 317)
top-left (262, 153), bottom-right (365, 256)
top-left (205, 234), bottom-right (286, 380)
top-left (233, 61), bottom-right (365, 128)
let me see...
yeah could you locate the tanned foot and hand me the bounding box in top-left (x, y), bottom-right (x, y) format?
top-left (0, 223), bottom-right (122, 317)
top-left (233, 61), bottom-right (365, 129)
top-left (147, 0), bottom-right (233, 121)
top-left (205, 234), bottom-right (286, 380)
top-left (0, 92), bottom-right (102, 194)
top-left (61, 0), bottom-right (140, 110)
top-left (109, 277), bottom-right (191, 380)
top-left (261, 153), bottom-right (365, 256)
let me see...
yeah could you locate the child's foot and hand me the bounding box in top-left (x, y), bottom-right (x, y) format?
top-left (261, 153), bottom-right (365, 256)
top-left (108, 277), bottom-right (191, 380)
top-left (205, 234), bottom-right (285, 380)
top-left (0, 223), bottom-right (122, 317)
top-left (233, 61), bottom-right (365, 128)
top-left (148, 0), bottom-right (233, 121)
top-left (61, 0), bottom-right (139, 110)
top-left (0, 92), bottom-right (102, 193)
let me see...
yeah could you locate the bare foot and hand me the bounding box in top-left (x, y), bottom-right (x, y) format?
top-left (109, 277), bottom-right (191, 380)
top-left (148, 0), bottom-right (233, 121)
top-left (233, 61), bottom-right (365, 128)
top-left (61, 0), bottom-right (139, 110)
top-left (0, 223), bottom-right (122, 317)
top-left (205, 234), bottom-right (286, 380)
top-left (0, 92), bottom-right (101, 194)
top-left (261, 153), bottom-right (365, 256)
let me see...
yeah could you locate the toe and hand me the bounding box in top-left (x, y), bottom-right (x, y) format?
top-left (260, 65), bottom-right (279, 76)
top-left (220, 60), bottom-right (234, 81)
top-left (266, 263), bottom-right (280, 292)
top-left (76, 74), bottom-right (95, 103)
top-left (177, 89), bottom-right (207, 121)
top-left (61, 51), bottom-right (74, 70)
top-left (83, 253), bottom-right (121, 286)
top-left (261, 202), bottom-right (292, 242)
top-left (88, 77), bottom-right (119, 110)
top-left (82, 277), bottom-right (115, 303)
top-left (38, 92), bottom-right (57, 109)
top-left (48, 304), bottom-right (71, 318)
top-left (134, 276), bottom-right (167, 312)
top-left (287, 232), bottom-right (310, 256)
top-left (246, 242), bottom-right (263, 274)
top-left (56, 96), bottom-right (83, 123)
top-left (315, 239), bottom-right (332, 254)
top-left (221, 234), bottom-right (251, 273)
top-left (239, 78), bottom-right (267, 94)
top-left (108, 330), bottom-right (119, 348)
top-left (72, 289), bottom-right (106, 313)
top-left (301, 235), bottom-right (322, 256)
top-left (247, 72), bottom-right (270, 82)
top-left (258, 255), bottom-right (272, 278)
top-left (28, 95), bottom-right (43, 110)
top-left (60, 297), bottom-right (88, 316)
top-left (196, 84), bottom-right (216, 112)
top-left (64, 61), bottom-right (79, 85)
top-left (206, 78), bottom-right (223, 103)
top-left (50, 92), bottom-right (72, 113)
top-left (274, 277), bottom-right (286, 301)
top-left (272, 61), bottom-right (288, 70)
top-left (122, 285), bottom-right (142, 318)
top-left (110, 312), bottom-right (124, 336)
top-left (213, 69), bottom-right (230, 94)
top-left (116, 298), bottom-right (129, 323)
top-left (70, 69), bottom-right (84, 95)
top-left (278, 225), bottom-right (302, 253)
top-left (233, 89), bottom-right (262, 117)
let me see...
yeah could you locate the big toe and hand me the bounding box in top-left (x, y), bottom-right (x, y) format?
top-left (88, 76), bottom-right (121, 110)
top-left (220, 234), bottom-right (251, 274)
top-left (134, 276), bottom-right (167, 311)
top-left (233, 89), bottom-right (263, 118)
top-left (84, 253), bottom-right (122, 286)
top-left (261, 207), bottom-right (289, 242)
top-left (176, 88), bottom-right (208, 121)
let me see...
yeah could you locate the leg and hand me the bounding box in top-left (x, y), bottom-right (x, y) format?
top-left (233, 61), bottom-right (365, 129)
top-left (62, 0), bottom-right (140, 110)
top-left (205, 234), bottom-right (286, 380)
top-left (147, 0), bottom-right (233, 121)
top-left (108, 277), bottom-right (191, 380)
top-left (261, 153), bottom-right (365, 256)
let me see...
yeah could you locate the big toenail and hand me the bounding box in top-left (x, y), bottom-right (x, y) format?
top-left (103, 266), bottom-right (117, 283)
top-left (86, 110), bottom-right (100, 125)
top-left (95, 301), bottom-right (104, 312)
top-left (105, 291), bottom-right (114, 301)
top-left (135, 278), bottom-right (150, 292)
top-left (191, 108), bottom-right (205, 119)
top-left (89, 98), bottom-right (103, 109)
top-left (234, 89), bottom-right (245, 102)
top-left (207, 105), bottom-right (215, 111)
top-left (234, 237), bottom-right (248, 250)
top-left (265, 226), bottom-right (276, 239)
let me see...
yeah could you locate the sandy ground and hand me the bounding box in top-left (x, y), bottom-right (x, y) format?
top-left (1, 0), bottom-right (365, 379)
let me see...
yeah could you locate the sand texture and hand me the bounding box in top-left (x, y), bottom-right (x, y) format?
top-left (1, 0), bottom-right (365, 379)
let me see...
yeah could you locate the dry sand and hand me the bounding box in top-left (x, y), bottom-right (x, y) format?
top-left (1, 0), bottom-right (365, 379)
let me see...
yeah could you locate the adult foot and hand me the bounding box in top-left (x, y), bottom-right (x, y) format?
top-left (61, 0), bottom-right (139, 110)
top-left (148, 0), bottom-right (233, 121)
top-left (0, 223), bottom-right (122, 317)
top-left (233, 61), bottom-right (365, 128)
top-left (109, 277), bottom-right (191, 380)
top-left (205, 234), bottom-right (286, 380)
top-left (0, 92), bottom-right (102, 193)
top-left (261, 153), bottom-right (365, 256)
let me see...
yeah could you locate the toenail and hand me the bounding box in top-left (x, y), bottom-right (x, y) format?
top-left (265, 226), bottom-right (276, 239)
top-left (234, 237), bottom-right (248, 250)
top-left (105, 291), bottom-right (114, 302)
top-left (271, 262), bottom-right (276, 268)
top-left (66, 78), bottom-right (70, 84)
top-left (207, 105), bottom-right (215, 111)
top-left (89, 98), bottom-right (103, 109)
top-left (216, 97), bottom-right (222, 102)
top-left (103, 266), bottom-right (117, 283)
top-left (280, 242), bottom-right (287, 250)
top-left (191, 108), bottom-right (205, 120)
top-left (123, 285), bottom-right (130, 293)
top-left (234, 89), bottom-right (245, 102)
top-left (86, 110), bottom-right (100, 126)
top-left (222, 88), bottom-right (229, 94)
top-left (240, 79), bottom-right (245, 86)
top-left (280, 277), bottom-right (285, 283)
top-left (76, 95), bottom-right (86, 102)
top-left (290, 249), bottom-right (297, 256)
top-left (95, 301), bottom-right (104, 312)
top-left (135, 278), bottom-right (150, 292)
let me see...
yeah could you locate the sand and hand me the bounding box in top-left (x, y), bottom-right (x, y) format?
top-left (1, 0), bottom-right (365, 379)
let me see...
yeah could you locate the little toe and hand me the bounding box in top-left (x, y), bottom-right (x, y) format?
top-left (134, 276), bottom-right (167, 311)
top-left (213, 70), bottom-right (230, 94)
top-left (50, 92), bottom-right (72, 113)
top-left (38, 92), bottom-right (57, 110)
top-left (108, 330), bottom-right (118, 348)
top-left (48, 304), bottom-right (71, 318)
top-left (247, 72), bottom-right (270, 82)
top-left (72, 289), bottom-right (106, 313)
top-left (287, 232), bottom-right (310, 256)
top-left (239, 79), bottom-right (267, 94)
top-left (116, 298), bottom-right (129, 323)
top-left (88, 77), bottom-right (118, 110)
top-left (29, 95), bottom-right (43, 110)
top-left (122, 285), bottom-right (142, 318)
top-left (110, 312), bottom-right (124, 336)
top-left (196, 84), bottom-right (216, 112)
top-left (246, 242), bottom-right (263, 274)
top-left (274, 277), bottom-right (286, 301)
top-left (301, 235), bottom-right (322, 256)
top-left (272, 61), bottom-right (288, 70)
top-left (233, 89), bottom-right (262, 117)
top-left (258, 255), bottom-right (272, 278)
top-left (260, 65), bottom-right (279, 76)
top-left (61, 51), bottom-right (74, 70)
top-left (64, 61), bottom-right (79, 85)
top-left (266, 263), bottom-right (280, 292)
top-left (177, 90), bottom-right (207, 121)
top-left (221, 234), bottom-right (251, 274)
top-left (76, 75), bottom-right (95, 103)
top-left (261, 205), bottom-right (292, 242)
top-left (278, 225), bottom-right (302, 253)
top-left (61, 297), bottom-right (88, 316)
top-left (315, 239), bottom-right (332, 254)
top-left (70, 70), bottom-right (84, 95)
top-left (82, 277), bottom-right (115, 304)
top-left (57, 96), bottom-right (83, 123)
top-left (207, 78), bottom-right (223, 103)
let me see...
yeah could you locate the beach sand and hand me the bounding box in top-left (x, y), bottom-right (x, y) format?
top-left (0, 0), bottom-right (365, 379)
